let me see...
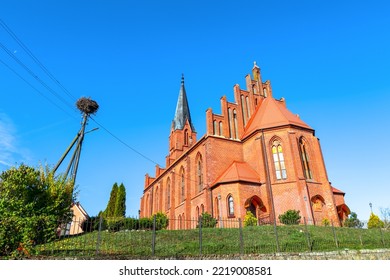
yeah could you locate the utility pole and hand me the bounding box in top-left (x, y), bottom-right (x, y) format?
top-left (54, 97), bottom-right (99, 188)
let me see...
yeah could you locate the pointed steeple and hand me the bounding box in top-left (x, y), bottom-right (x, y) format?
top-left (172, 74), bottom-right (195, 131)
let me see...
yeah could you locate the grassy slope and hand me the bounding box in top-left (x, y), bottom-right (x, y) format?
top-left (35, 225), bottom-right (390, 259)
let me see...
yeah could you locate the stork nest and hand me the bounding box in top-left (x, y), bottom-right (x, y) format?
top-left (76, 97), bottom-right (99, 115)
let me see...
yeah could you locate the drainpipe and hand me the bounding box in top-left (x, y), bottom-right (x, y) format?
top-left (258, 129), bottom-right (280, 252)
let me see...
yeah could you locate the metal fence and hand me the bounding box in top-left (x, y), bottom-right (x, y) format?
top-left (36, 216), bottom-right (390, 259)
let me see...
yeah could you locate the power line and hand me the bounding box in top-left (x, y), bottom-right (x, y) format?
top-left (0, 42), bottom-right (77, 112)
top-left (0, 57), bottom-right (76, 119)
top-left (89, 116), bottom-right (163, 167)
top-left (0, 18), bottom-right (172, 174)
top-left (0, 18), bottom-right (77, 102)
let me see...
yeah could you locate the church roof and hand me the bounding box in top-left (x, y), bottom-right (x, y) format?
top-left (211, 161), bottom-right (261, 187)
top-left (172, 75), bottom-right (195, 131)
top-left (242, 96), bottom-right (312, 139)
top-left (332, 187), bottom-right (345, 195)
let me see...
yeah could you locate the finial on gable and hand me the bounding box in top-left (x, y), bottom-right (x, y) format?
top-left (252, 61), bottom-right (261, 81)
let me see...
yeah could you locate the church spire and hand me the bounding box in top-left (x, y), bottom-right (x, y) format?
top-left (172, 74), bottom-right (195, 131)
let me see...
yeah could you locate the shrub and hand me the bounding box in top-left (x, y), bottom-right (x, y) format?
top-left (0, 164), bottom-right (74, 257)
top-left (199, 212), bottom-right (217, 228)
top-left (106, 217), bottom-right (125, 232)
top-left (139, 217), bottom-right (153, 229)
top-left (123, 217), bottom-right (140, 230)
top-left (368, 213), bottom-right (385, 229)
top-left (152, 212), bottom-right (169, 230)
top-left (244, 211), bottom-right (257, 227)
top-left (279, 210), bottom-right (301, 225)
top-left (321, 218), bottom-right (330, 227)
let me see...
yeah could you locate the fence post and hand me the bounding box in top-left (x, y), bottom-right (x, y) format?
top-left (152, 215), bottom-right (156, 256)
top-left (239, 218), bottom-right (244, 256)
top-left (199, 216), bottom-right (203, 256)
top-left (331, 220), bottom-right (339, 249)
top-left (95, 215), bottom-right (103, 256)
top-left (303, 217), bottom-right (312, 252)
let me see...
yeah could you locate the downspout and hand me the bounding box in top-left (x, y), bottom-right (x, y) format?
top-left (259, 129), bottom-right (280, 252)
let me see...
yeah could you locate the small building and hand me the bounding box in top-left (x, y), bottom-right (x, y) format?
top-left (59, 202), bottom-right (89, 236)
top-left (139, 63), bottom-right (350, 229)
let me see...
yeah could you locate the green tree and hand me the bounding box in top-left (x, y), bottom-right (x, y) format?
top-left (367, 212), bottom-right (385, 229)
top-left (114, 183), bottom-right (126, 218)
top-left (279, 210), bottom-right (301, 225)
top-left (104, 183), bottom-right (118, 217)
top-left (344, 212), bottom-right (363, 228)
top-left (244, 211), bottom-right (257, 227)
top-left (0, 164), bottom-right (74, 257)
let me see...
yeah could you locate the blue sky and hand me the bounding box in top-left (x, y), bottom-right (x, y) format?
top-left (0, 1), bottom-right (389, 222)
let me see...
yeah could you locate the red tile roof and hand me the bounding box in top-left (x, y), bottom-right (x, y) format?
top-left (242, 97), bottom-right (312, 138)
top-left (211, 161), bottom-right (261, 187)
top-left (332, 187), bottom-right (345, 195)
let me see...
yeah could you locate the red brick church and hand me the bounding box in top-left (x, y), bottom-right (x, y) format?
top-left (140, 63), bottom-right (350, 229)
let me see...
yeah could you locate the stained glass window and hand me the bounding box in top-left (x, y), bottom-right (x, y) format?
top-left (272, 142), bottom-right (287, 180)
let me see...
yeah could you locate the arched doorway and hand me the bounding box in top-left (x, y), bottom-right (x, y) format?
top-left (244, 196), bottom-right (268, 224)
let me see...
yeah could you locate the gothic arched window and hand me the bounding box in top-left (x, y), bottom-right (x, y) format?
top-left (272, 141), bottom-right (287, 180)
top-left (184, 129), bottom-right (189, 146)
top-left (233, 109), bottom-right (238, 139)
top-left (166, 178), bottom-right (171, 210)
top-left (299, 138), bottom-right (312, 179)
top-left (197, 156), bottom-right (203, 193)
top-left (227, 195), bottom-right (234, 217)
top-left (155, 186), bottom-right (159, 212)
top-left (180, 168), bottom-right (185, 202)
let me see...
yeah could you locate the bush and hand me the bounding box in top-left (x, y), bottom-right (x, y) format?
top-left (368, 213), bottom-right (385, 229)
top-left (152, 212), bottom-right (169, 230)
top-left (106, 217), bottom-right (125, 232)
top-left (0, 164), bottom-right (74, 257)
top-left (321, 218), bottom-right (330, 227)
top-left (139, 217), bottom-right (153, 229)
top-left (199, 212), bottom-right (217, 228)
top-left (244, 211), bottom-right (257, 227)
top-left (123, 217), bottom-right (140, 230)
top-left (279, 210), bottom-right (301, 225)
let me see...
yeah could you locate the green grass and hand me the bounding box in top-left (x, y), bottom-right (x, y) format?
top-left (34, 225), bottom-right (390, 259)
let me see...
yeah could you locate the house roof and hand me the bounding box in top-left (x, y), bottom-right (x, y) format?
top-left (211, 161), bottom-right (261, 187)
top-left (72, 202), bottom-right (89, 218)
top-left (241, 96), bottom-right (312, 139)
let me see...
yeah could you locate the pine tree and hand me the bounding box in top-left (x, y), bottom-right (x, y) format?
top-left (102, 182), bottom-right (126, 218)
top-left (104, 183), bottom-right (118, 217)
top-left (114, 183), bottom-right (126, 217)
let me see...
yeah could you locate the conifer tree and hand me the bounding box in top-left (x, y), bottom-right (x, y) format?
top-left (104, 183), bottom-right (118, 217)
top-left (114, 183), bottom-right (126, 217)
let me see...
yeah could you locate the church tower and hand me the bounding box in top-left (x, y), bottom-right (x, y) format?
top-left (166, 75), bottom-right (197, 166)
